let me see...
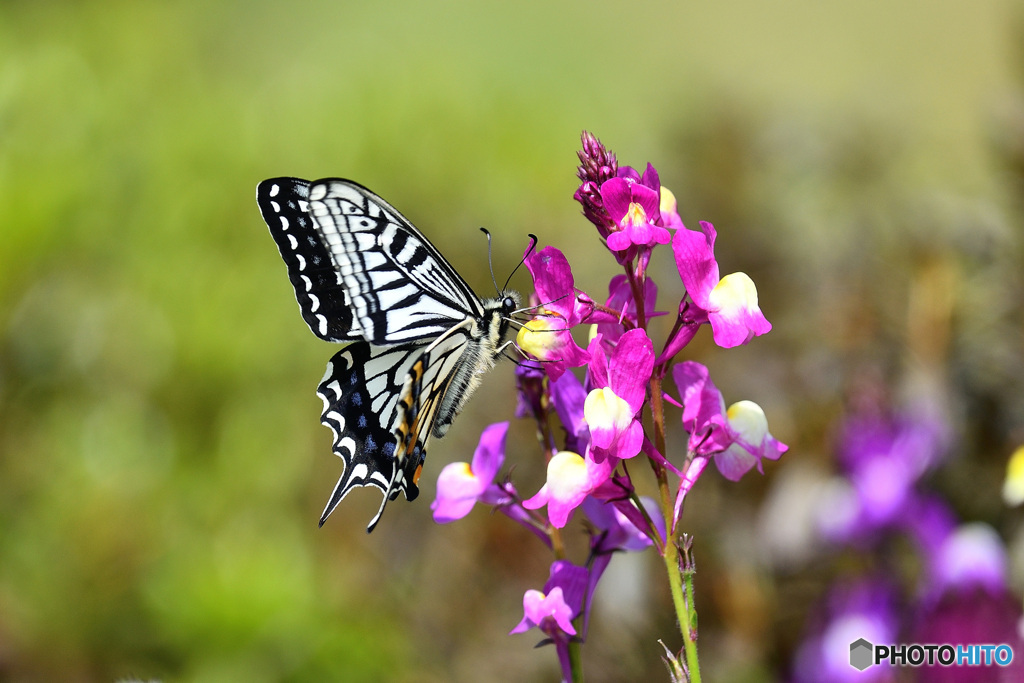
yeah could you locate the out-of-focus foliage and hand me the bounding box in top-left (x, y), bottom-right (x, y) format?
top-left (1, 1), bottom-right (1022, 681)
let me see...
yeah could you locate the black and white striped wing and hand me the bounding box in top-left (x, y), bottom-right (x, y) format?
top-left (256, 178), bottom-right (362, 342)
top-left (304, 178), bottom-right (486, 344)
top-left (316, 326), bottom-right (475, 532)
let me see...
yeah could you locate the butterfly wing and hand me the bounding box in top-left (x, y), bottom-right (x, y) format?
top-left (305, 179), bottom-right (486, 344)
top-left (317, 323), bottom-right (475, 532)
top-left (256, 178), bottom-right (363, 342)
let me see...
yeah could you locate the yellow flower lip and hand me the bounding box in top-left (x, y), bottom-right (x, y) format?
top-left (1003, 446), bottom-right (1024, 506)
top-left (583, 386), bottom-right (633, 432)
top-left (516, 315), bottom-right (563, 359)
top-left (547, 451), bottom-right (587, 498)
top-left (725, 400), bottom-right (768, 442)
top-left (623, 201), bottom-right (648, 228)
top-left (709, 272), bottom-right (759, 312)
top-left (659, 186), bottom-right (678, 215)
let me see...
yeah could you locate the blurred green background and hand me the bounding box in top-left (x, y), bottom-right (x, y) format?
top-left (2, 1), bottom-right (1023, 680)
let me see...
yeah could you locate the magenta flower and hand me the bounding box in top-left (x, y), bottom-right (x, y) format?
top-left (601, 164), bottom-right (673, 252)
top-left (516, 246), bottom-right (591, 381)
top-left (584, 329), bottom-right (654, 462)
top-left (550, 366), bottom-right (590, 456)
top-left (673, 221), bottom-right (772, 348)
top-left (672, 360), bottom-right (787, 485)
top-left (431, 422), bottom-right (510, 523)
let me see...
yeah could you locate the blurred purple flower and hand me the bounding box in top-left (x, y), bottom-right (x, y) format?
top-left (793, 580), bottom-right (899, 683)
top-left (514, 359), bottom-right (546, 421)
top-left (583, 495), bottom-right (662, 556)
top-left (820, 412), bottom-right (949, 544)
top-left (912, 525), bottom-right (1023, 683)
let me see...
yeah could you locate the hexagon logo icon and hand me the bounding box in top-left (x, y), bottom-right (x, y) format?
top-left (849, 638), bottom-right (874, 671)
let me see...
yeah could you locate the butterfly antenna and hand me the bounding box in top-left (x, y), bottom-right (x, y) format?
top-left (512, 291), bottom-right (572, 316)
top-left (502, 234), bottom-right (538, 293)
top-left (480, 228), bottom-right (502, 295)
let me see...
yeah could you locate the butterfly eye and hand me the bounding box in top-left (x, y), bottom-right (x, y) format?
top-left (503, 296), bottom-right (516, 313)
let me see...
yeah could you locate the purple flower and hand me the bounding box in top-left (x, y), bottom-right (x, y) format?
top-left (516, 246), bottom-right (591, 381)
top-left (673, 221), bottom-right (771, 348)
top-left (514, 359), bottom-right (546, 421)
top-left (930, 523), bottom-right (1008, 597)
top-left (583, 495), bottom-right (662, 555)
top-left (511, 560), bottom-right (590, 681)
top-left (431, 422), bottom-right (510, 523)
top-left (601, 163), bottom-right (673, 252)
top-left (584, 329), bottom-right (653, 462)
top-left (672, 361), bottom-right (787, 490)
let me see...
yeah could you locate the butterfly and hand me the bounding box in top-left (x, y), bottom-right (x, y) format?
top-left (256, 178), bottom-right (521, 532)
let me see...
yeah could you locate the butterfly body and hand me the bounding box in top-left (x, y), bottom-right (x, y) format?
top-left (257, 177), bottom-right (517, 531)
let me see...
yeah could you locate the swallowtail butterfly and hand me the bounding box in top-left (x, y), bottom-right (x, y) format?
top-left (257, 178), bottom-right (520, 532)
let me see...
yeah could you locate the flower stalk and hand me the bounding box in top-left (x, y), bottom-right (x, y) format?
top-left (429, 132), bottom-right (785, 681)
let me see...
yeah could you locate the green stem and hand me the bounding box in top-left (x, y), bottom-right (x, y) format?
top-left (569, 634), bottom-right (584, 682)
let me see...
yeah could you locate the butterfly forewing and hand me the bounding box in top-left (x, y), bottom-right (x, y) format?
top-left (257, 178), bottom-right (363, 342)
top-left (306, 180), bottom-right (485, 344)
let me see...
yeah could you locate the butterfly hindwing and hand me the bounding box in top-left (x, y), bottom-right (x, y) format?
top-left (316, 326), bottom-right (474, 532)
top-left (306, 179), bottom-right (486, 344)
top-left (257, 178), bottom-right (362, 342)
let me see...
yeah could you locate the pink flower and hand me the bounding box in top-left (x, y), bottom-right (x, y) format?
top-left (523, 449), bottom-right (617, 528)
top-left (673, 221), bottom-right (772, 348)
top-left (430, 422), bottom-right (510, 523)
top-left (511, 560), bottom-right (590, 682)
